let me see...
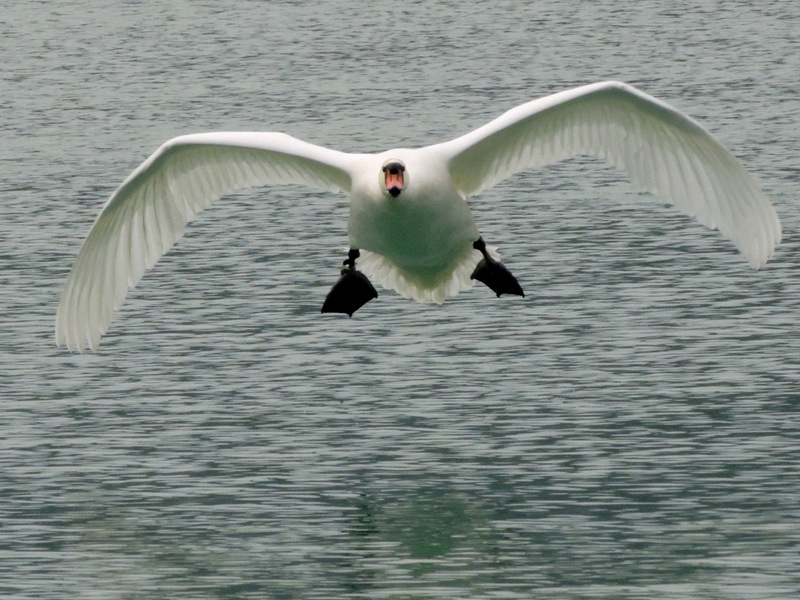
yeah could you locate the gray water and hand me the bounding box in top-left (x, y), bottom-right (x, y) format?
top-left (2, 1), bottom-right (799, 598)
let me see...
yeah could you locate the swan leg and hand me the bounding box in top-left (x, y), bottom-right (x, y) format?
top-left (321, 249), bottom-right (378, 317)
top-left (470, 238), bottom-right (525, 298)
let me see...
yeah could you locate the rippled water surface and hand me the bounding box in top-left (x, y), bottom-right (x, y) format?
top-left (2, 1), bottom-right (799, 598)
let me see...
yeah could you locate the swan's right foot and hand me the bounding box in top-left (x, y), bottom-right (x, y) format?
top-left (471, 238), bottom-right (525, 298)
top-left (321, 249), bottom-right (378, 317)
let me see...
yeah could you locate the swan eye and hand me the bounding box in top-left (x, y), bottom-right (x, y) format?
top-left (382, 161), bottom-right (405, 175)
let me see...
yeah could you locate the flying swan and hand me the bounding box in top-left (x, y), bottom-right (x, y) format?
top-left (55, 81), bottom-right (781, 351)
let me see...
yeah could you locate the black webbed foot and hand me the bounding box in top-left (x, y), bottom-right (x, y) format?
top-left (321, 249), bottom-right (378, 317)
top-left (470, 238), bottom-right (525, 298)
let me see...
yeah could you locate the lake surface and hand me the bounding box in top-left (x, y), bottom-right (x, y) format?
top-left (2, 1), bottom-right (799, 598)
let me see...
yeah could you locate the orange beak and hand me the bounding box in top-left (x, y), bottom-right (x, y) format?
top-left (385, 170), bottom-right (404, 197)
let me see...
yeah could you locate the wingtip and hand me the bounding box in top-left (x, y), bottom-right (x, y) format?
top-left (54, 323), bottom-right (96, 353)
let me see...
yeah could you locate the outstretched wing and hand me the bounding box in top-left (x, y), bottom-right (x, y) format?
top-left (56, 132), bottom-right (357, 352)
top-left (434, 81), bottom-right (780, 268)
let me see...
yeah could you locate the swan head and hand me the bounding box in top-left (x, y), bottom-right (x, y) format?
top-left (381, 159), bottom-right (406, 198)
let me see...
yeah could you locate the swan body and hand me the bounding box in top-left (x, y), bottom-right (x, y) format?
top-left (56, 81), bottom-right (781, 351)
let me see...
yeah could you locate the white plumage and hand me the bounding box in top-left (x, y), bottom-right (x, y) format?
top-left (56, 81), bottom-right (781, 351)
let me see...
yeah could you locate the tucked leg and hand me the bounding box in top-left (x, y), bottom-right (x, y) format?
top-left (321, 249), bottom-right (378, 316)
top-left (470, 238), bottom-right (525, 298)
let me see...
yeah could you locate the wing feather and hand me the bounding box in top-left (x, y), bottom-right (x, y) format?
top-left (56, 132), bottom-right (357, 351)
top-left (436, 81), bottom-right (780, 267)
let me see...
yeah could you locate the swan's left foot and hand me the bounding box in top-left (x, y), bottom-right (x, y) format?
top-left (321, 249), bottom-right (378, 317)
top-left (471, 238), bottom-right (525, 298)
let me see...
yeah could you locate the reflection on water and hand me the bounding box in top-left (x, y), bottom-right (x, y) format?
top-left (2, 0), bottom-right (800, 598)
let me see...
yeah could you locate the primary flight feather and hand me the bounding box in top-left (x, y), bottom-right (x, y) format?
top-left (56, 81), bottom-right (781, 352)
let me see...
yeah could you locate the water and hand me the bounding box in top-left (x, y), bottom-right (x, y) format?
top-left (2, 1), bottom-right (799, 598)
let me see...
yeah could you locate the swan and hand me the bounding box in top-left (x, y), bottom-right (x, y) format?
top-left (55, 81), bottom-right (781, 352)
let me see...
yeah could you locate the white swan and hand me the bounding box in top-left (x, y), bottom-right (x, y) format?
top-left (55, 81), bottom-right (781, 351)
